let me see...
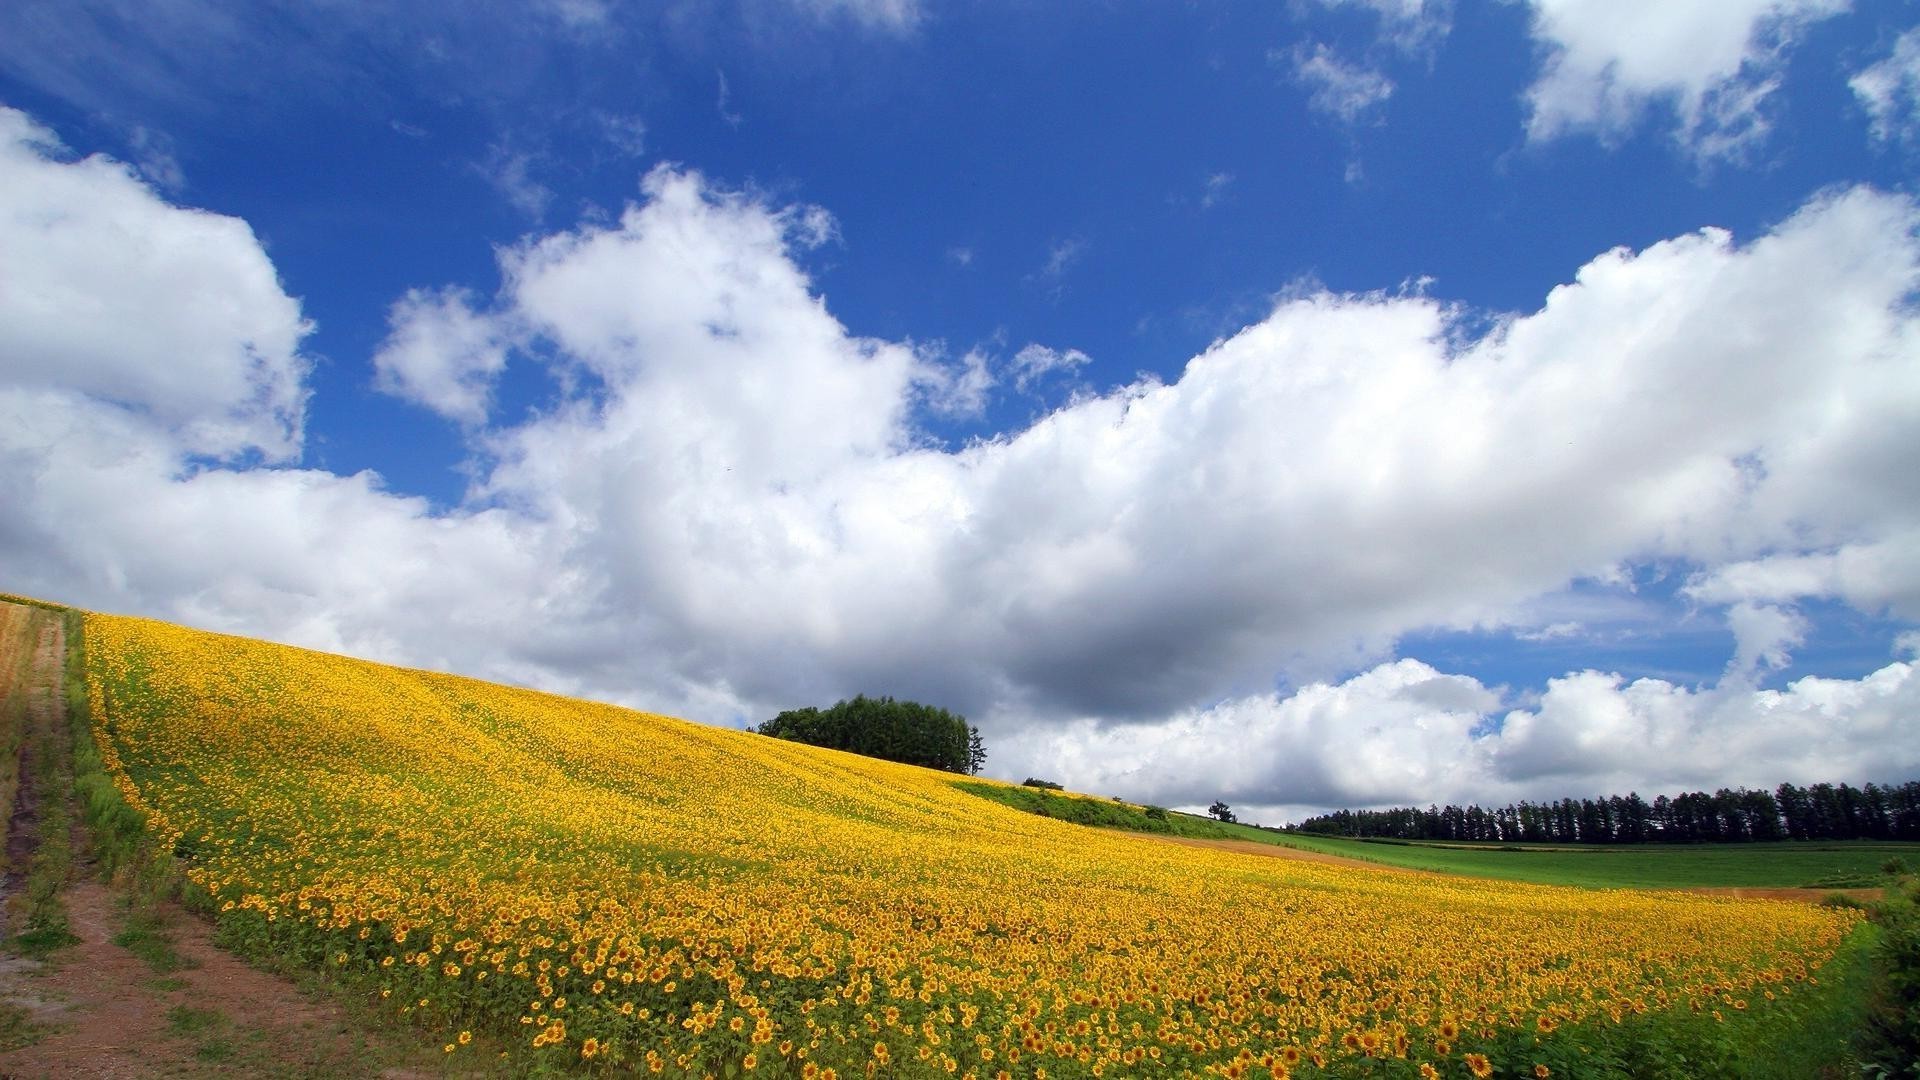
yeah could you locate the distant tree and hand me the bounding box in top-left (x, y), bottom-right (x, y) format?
top-left (756, 695), bottom-right (983, 774)
top-left (1208, 801), bottom-right (1237, 824)
top-left (1023, 778), bottom-right (1064, 790)
top-left (1286, 777), bottom-right (1920, 845)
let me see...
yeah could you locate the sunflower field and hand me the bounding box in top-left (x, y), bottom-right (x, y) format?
top-left (80, 611), bottom-right (1865, 1077)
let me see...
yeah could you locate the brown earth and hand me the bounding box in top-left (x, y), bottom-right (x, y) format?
top-left (0, 601), bottom-right (448, 1078)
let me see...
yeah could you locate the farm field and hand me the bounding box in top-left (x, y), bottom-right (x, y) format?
top-left (1204, 825), bottom-right (1918, 892)
top-left (71, 608), bottom-right (1878, 1077)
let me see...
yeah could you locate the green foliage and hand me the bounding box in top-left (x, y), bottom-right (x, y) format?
top-left (0, 1001), bottom-right (44, 1051)
top-left (956, 782), bottom-right (1245, 839)
top-left (1859, 877), bottom-right (1920, 1075)
top-left (1022, 777), bottom-right (1063, 790)
top-left (1272, 831), bottom-right (1920, 890)
top-left (757, 694), bottom-right (984, 774)
top-left (9, 607), bottom-right (77, 959)
top-left (1208, 800), bottom-right (1237, 823)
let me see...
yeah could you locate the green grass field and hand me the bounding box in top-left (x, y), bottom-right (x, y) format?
top-left (956, 785), bottom-right (1920, 890)
top-left (1202, 821), bottom-right (1919, 890)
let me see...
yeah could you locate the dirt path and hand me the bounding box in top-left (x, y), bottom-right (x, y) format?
top-left (0, 601), bottom-right (441, 1078)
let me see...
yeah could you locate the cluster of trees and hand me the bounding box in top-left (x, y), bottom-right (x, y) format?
top-left (756, 695), bottom-right (985, 775)
top-left (1293, 780), bottom-right (1920, 844)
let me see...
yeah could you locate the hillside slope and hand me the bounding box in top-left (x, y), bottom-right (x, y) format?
top-left (83, 610), bottom-right (1864, 1076)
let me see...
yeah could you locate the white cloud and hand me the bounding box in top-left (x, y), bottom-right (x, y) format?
top-left (1515, 621), bottom-right (1582, 642)
top-left (1897, 631), bottom-right (1920, 659)
top-left (372, 288), bottom-right (512, 425)
top-left (1009, 344), bottom-right (1091, 392)
top-left (1031, 237), bottom-right (1086, 293)
top-left (469, 176), bottom-right (1920, 726)
top-left (5, 108), bottom-right (1919, 814)
top-left (920, 348), bottom-right (994, 419)
top-left (716, 68), bottom-right (744, 129)
top-left (1199, 172), bottom-right (1234, 209)
top-left (1284, 43), bottom-right (1396, 124)
top-left (0, 107), bottom-right (307, 462)
top-left (124, 125), bottom-right (185, 192)
top-left (1723, 600), bottom-right (1807, 681)
top-left (595, 111), bottom-right (648, 158)
top-left (477, 141), bottom-right (553, 220)
top-left (1685, 534), bottom-right (1920, 620)
top-left (997, 648), bottom-right (1918, 822)
top-left (1851, 28), bottom-right (1920, 144)
top-left (1521, 0), bottom-right (1850, 162)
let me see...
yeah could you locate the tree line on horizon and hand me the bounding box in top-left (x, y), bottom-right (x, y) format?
top-left (755, 695), bottom-right (986, 775)
top-left (1292, 779), bottom-right (1920, 844)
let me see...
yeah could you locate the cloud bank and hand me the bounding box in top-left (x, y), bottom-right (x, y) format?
top-left (1522, 0), bottom-right (1850, 161)
top-left (3, 105), bottom-right (1916, 811)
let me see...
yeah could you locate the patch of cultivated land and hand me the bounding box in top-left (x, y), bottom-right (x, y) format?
top-left (1229, 828), bottom-right (1918, 891)
top-left (66, 606), bottom-right (1879, 1077)
top-left (0, 602), bottom-right (447, 1078)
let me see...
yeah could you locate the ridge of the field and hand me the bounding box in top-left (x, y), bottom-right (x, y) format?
top-left (54, 603), bottom-right (1881, 1076)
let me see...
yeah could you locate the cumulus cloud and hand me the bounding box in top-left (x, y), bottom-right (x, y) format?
top-left (919, 349), bottom-right (994, 419)
top-left (1282, 0), bottom-right (1447, 130)
top-left (997, 649), bottom-right (1918, 823)
top-left (1522, 0), bottom-right (1850, 162)
top-left (5, 106), bottom-right (1919, 813)
top-left (373, 288), bottom-right (513, 425)
top-left (0, 107), bottom-right (307, 462)
top-left (1723, 600), bottom-right (1807, 681)
top-left (477, 141), bottom-right (554, 220)
top-left (1685, 534), bottom-right (1920, 620)
top-left (1009, 344), bottom-right (1091, 392)
top-left (1852, 28), bottom-right (1920, 145)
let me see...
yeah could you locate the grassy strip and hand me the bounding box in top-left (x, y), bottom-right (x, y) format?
top-left (0, 607), bottom-right (34, 880)
top-left (953, 780), bottom-right (1249, 838)
top-left (61, 613), bottom-right (457, 1075)
top-left (0, 593), bottom-right (71, 614)
top-left (1858, 876), bottom-right (1920, 1074)
top-left (61, 610), bottom-right (195, 975)
top-left (11, 608), bottom-right (77, 958)
top-left (1452, 924), bottom-right (1879, 1079)
top-left (1272, 832), bottom-right (1920, 889)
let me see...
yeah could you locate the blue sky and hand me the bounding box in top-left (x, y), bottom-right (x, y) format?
top-left (3, 0), bottom-right (1918, 819)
